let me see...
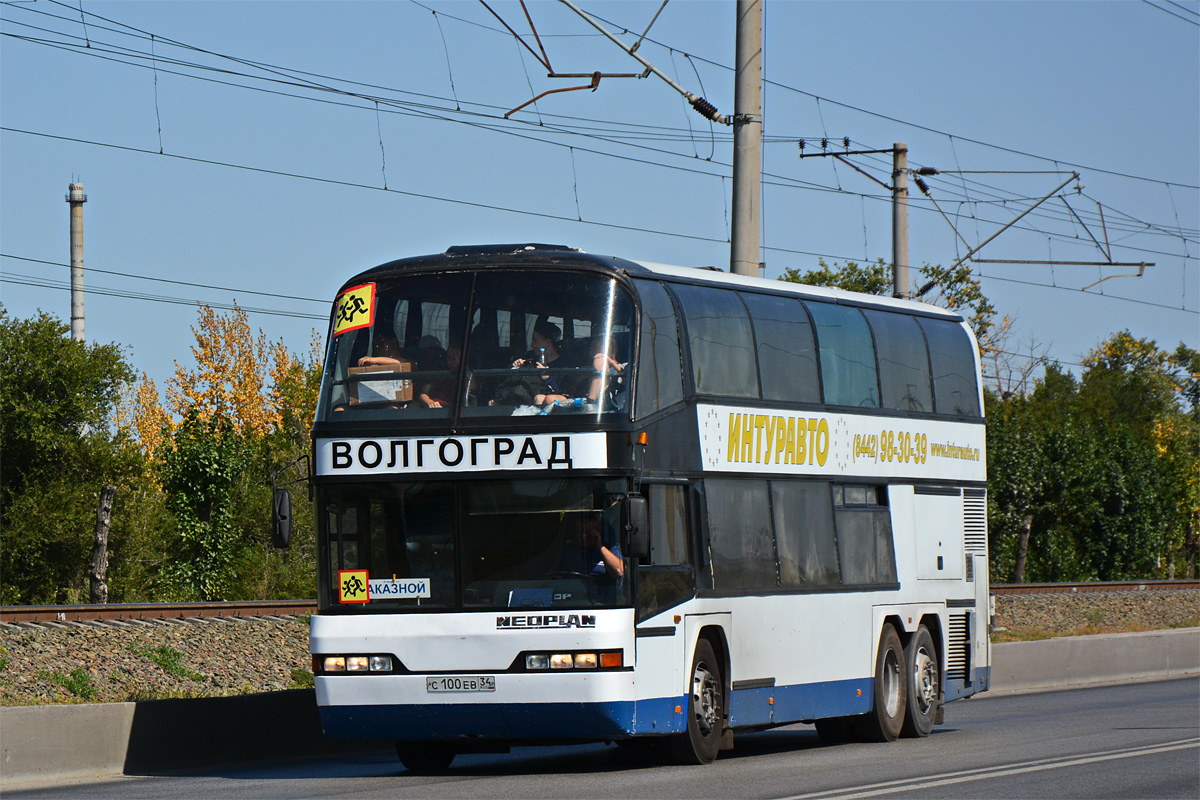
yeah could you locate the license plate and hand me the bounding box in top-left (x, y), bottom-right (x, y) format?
top-left (426, 676), bottom-right (496, 693)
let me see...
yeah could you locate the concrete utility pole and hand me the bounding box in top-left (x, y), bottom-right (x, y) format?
top-left (67, 182), bottom-right (87, 341)
top-left (892, 144), bottom-right (910, 299)
top-left (729, 0), bottom-right (762, 277)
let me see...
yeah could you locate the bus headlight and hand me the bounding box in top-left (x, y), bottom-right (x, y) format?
top-left (370, 655), bottom-right (393, 672)
top-left (347, 656), bottom-right (369, 672)
top-left (550, 653), bottom-right (574, 669)
top-left (526, 654), bottom-right (550, 670)
top-left (573, 653), bottom-right (598, 669)
top-left (323, 656), bottom-right (346, 672)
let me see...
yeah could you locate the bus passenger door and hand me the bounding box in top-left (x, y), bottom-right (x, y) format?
top-left (633, 483), bottom-right (696, 732)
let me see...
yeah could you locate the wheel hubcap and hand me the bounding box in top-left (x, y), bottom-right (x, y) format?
top-left (913, 647), bottom-right (938, 713)
top-left (692, 662), bottom-right (718, 736)
top-left (882, 648), bottom-right (901, 718)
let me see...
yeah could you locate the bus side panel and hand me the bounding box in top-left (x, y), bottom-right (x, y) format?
top-left (724, 595), bottom-right (873, 728)
top-left (631, 616), bottom-right (687, 735)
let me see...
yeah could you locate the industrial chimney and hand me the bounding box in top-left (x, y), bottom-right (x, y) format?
top-left (67, 182), bottom-right (87, 341)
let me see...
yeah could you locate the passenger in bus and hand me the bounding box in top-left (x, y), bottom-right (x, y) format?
top-left (507, 319), bottom-right (574, 406)
top-left (357, 335), bottom-right (403, 368)
top-left (417, 337), bottom-right (463, 409)
top-left (582, 336), bottom-right (627, 403)
top-left (558, 509), bottom-right (624, 586)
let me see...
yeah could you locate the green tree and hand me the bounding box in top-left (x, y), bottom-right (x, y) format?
top-left (157, 410), bottom-right (248, 600)
top-left (780, 258), bottom-right (891, 295)
top-left (0, 307), bottom-right (140, 603)
top-left (125, 304), bottom-right (323, 600)
top-left (987, 334), bottom-right (1196, 582)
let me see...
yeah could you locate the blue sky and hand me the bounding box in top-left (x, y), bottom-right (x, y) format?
top-left (2, 0), bottom-right (1197, 399)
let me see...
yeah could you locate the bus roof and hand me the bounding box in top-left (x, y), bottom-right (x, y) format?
top-left (629, 259), bottom-right (961, 320)
top-left (345, 244), bottom-right (963, 323)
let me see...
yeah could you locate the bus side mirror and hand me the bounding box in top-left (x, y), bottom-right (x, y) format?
top-left (272, 488), bottom-right (293, 549)
top-left (624, 493), bottom-right (648, 561)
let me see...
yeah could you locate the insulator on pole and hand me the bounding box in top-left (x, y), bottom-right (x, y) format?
top-left (690, 95), bottom-right (720, 121)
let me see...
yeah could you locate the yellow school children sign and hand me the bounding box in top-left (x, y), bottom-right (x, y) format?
top-left (333, 283), bottom-right (376, 336)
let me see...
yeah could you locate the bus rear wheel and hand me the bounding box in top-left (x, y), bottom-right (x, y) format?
top-left (854, 623), bottom-right (907, 742)
top-left (395, 742), bottom-right (455, 772)
top-left (901, 624), bottom-right (939, 738)
top-left (667, 638), bottom-right (724, 764)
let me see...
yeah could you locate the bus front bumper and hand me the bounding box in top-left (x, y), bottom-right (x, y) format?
top-left (316, 671), bottom-right (685, 742)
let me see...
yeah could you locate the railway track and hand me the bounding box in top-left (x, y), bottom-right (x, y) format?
top-left (990, 580), bottom-right (1200, 596)
top-left (0, 599), bottom-right (315, 626)
top-left (2, 581), bottom-right (1196, 625)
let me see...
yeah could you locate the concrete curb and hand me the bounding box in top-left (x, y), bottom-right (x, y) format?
top-left (3, 628), bottom-right (1198, 789)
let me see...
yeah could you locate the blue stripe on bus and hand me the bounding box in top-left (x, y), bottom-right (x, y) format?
top-left (320, 700), bottom-right (641, 742)
top-left (943, 667), bottom-right (990, 702)
top-left (729, 677), bottom-right (873, 727)
top-left (319, 676), bottom-right (887, 742)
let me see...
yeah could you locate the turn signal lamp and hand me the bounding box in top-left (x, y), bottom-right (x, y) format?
top-left (599, 652), bottom-right (623, 668)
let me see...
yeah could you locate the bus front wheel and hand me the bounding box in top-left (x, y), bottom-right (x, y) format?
top-left (395, 742), bottom-right (455, 772)
top-left (854, 623), bottom-right (907, 742)
top-left (668, 638), bottom-right (724, 764)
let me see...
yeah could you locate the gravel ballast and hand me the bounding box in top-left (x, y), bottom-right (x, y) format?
top-left (2, 590), bottom-right (1197, 707)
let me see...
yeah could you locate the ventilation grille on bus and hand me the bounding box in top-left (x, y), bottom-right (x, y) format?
top-left (945, 613), bottom-right (971, 681)
top-left (963, 489), bottom-right (988, 555)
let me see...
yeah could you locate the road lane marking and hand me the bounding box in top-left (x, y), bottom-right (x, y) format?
top-left (780, 737), bottom-right (1200, 800)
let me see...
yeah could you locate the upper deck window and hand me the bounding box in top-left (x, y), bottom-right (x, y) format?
top-left (807, 302), bottom-right (880, 409)
top-left (632, 280), bottom-right (684, 418)
top-left (461, 272), bottom-right (634, 418)
top-left (671, 284), bottom-right (759, 398)
top-left (916, 317), bottom-right (981, 417)
top-left (863, 309), bottom-right (933, 413)
top-left (740, 292), bottom-right (820, 404)
top-left (318, 270), bottom-right (635, 422)
top-left (321, 272), bottom-right (472, 421)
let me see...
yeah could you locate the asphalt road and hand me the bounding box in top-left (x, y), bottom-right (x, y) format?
top-left (10, 678), bottom-right (1198, 800)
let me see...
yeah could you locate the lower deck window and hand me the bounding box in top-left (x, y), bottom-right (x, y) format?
top-left (702, 479), bottom-right (897, 592)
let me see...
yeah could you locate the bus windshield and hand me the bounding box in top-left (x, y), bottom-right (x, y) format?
top-left (321, 478), bottom-right (631, 611)
top-left (319, 270), bottom-right (635, 421)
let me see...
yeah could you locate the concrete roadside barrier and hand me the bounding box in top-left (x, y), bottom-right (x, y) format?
top-left (0, 689), bottom-right (383, 791)
top-left (2, 628), bottom-right (1198, 790)
top-left (989, 626), bottom-right (1200, 694)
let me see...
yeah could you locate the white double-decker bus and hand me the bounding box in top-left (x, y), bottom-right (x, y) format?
top-left (297, 244), bottom-right (989, 769)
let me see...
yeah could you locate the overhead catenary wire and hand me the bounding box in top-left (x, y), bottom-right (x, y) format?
top-left (5, 5), bottom-right (1195, 250)
top-left (0, 253), bottom-right (329, 304)
top-left (3, 1), bottom-right (1194, 316)
top-left (20, 0), bottom-right (1200, 193)
top-left (5, 26), bottom-right (1191, 265)
top-left (0, 126), bottom-right (869, 265)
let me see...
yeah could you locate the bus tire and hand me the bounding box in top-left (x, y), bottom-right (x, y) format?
top-left (667, 638), bottom-right (724, 764)
top-left (854, 623), bottom-right (907, 742)
top-left (395, 742), bottom-right (455, 772)
top-left (901, 624), bottom-right (939, 738)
